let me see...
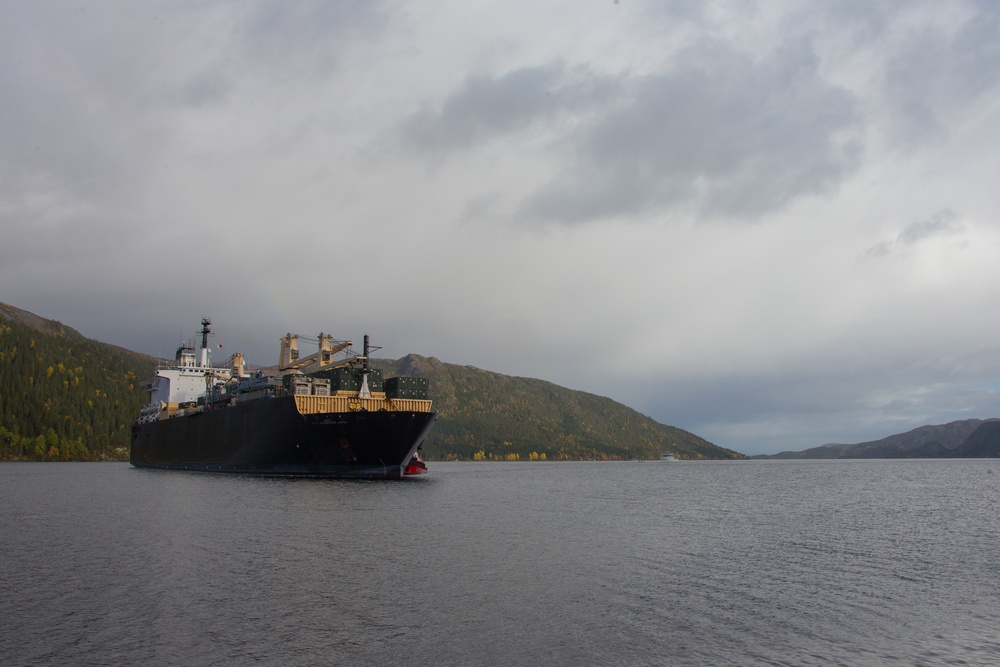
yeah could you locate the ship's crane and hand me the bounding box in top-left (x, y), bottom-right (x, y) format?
top-left (278, 333), bottom-right (355, 373)
top-left (216, 352), bottom-right (248, 378)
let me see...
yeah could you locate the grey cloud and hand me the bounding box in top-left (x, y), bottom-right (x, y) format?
top-left (179, 68), bottom-right (234, 107)
top-left (520, 39), bottom-right (862, 224)
top-left (0, 1), bottom-right (387, 260)
top-left (642, 0), bottom-right (709, 22)
top-left (399, 64), bottom-right (620, 152)
top-left (860, 209), bottom-right (964, 260)
top-left (860, 240), bottom-right (893, 261)
top-left (897, 209), bottom-right (963, 245)
top-left (0, 4), bottom-right (182, 267)
top-left (882, 4), bottom-right (1000, 144)
top-left (234, 0), bottom-right (389, 74)
top-left (819, 0), bottom-right (901, 41)
top-left (169, 1), bottom-right (390, 110)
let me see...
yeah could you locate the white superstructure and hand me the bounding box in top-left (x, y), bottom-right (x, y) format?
top-left (137, 318), bottom-right (247, 424)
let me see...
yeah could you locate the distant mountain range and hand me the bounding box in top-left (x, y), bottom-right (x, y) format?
top-left (1, 300), bottom-right (743, 461)
top-left (754, 418), bottom-right (1000, 459)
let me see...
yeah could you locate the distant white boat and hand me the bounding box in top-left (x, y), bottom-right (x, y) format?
top-left (659, 453), bottom-right (677, 461)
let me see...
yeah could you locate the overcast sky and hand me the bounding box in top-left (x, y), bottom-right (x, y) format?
top-left (3, 0), bottom-right (999, 455)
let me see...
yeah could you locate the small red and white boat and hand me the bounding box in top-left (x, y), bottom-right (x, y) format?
top-left (404, 452), bottom-right (428, 475)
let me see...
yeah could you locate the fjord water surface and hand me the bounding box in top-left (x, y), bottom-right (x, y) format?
top-left (2, 460), bottom-right (998, 666)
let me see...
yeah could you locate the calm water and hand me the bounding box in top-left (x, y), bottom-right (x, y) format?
top-left (2, 460), bottom-right (998, 666)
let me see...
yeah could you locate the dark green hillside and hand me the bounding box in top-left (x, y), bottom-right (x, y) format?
top-left (0, 304), bottom-right (156, 461)
top-left (375, 354), bottom-right (743, 461)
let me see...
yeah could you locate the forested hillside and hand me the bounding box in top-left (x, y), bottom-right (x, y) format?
top-left (375, 355), bottom-right (743, 460)
top-left (0, 307), bottom-right (155, 461)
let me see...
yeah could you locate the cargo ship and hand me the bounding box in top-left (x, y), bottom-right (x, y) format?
top-left (130, 319), bottom-right (436, 478)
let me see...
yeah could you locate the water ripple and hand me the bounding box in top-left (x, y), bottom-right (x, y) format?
top-left (1, 460), bottom-right (999, 665)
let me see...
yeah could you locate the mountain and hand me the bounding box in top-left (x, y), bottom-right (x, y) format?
top-left (756, 418), bottom-right (999, 459)
top-left (0, 302), bottom-right (86, 338)
top-left (1, 302), bottom-right (743, 461)
top-left (951, 421), bottom-right (1000, 457)
top-left (375, 355), bottom-right (743, 461)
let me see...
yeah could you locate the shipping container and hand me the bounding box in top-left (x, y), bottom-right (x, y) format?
top-left (309, 367), bottom-right (384, 392)
top-left (384, 376), bottom-right (429, 399)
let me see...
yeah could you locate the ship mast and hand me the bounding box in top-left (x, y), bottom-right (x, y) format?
top-left (199, 317), bottom-right (212, 368)
top-left (358, 334), bottom-right (382, 399)
top-left (359, 335), bottom-right (372, 398)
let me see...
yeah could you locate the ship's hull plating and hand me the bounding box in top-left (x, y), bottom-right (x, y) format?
top-left (131, 396), bottom-right (436, 478)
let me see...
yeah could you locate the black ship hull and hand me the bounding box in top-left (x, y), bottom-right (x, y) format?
top-left (131, 396), bottom-right (437, 478)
